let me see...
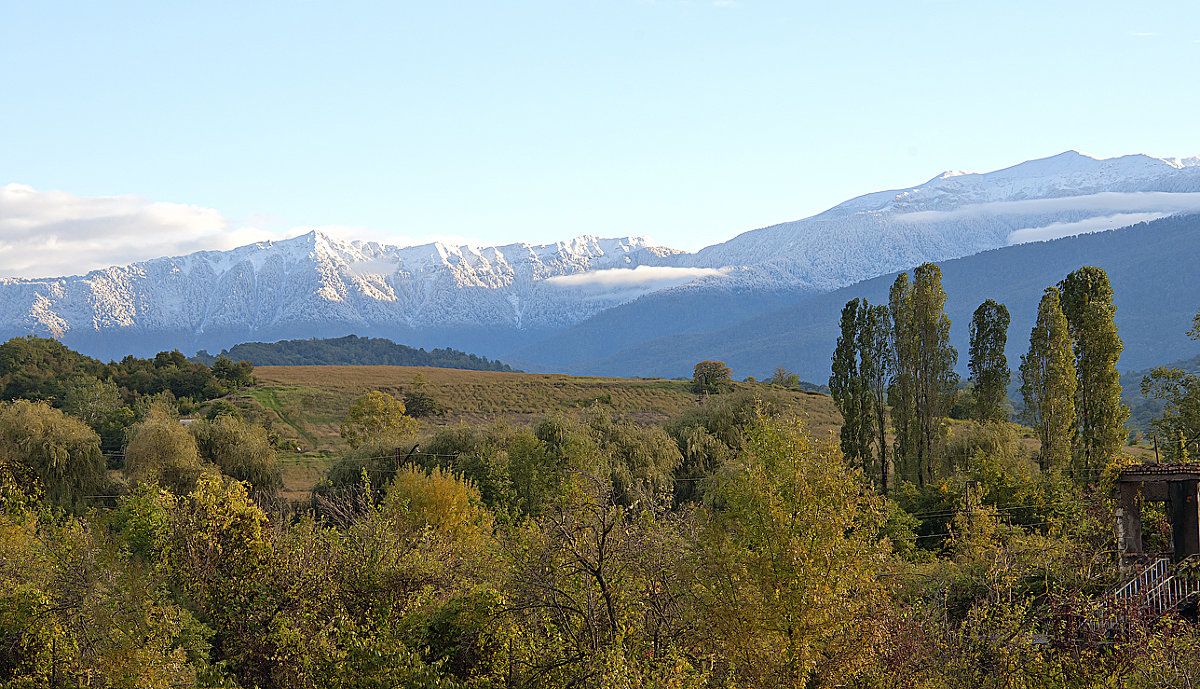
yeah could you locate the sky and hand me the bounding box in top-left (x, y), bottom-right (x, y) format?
top-left (2, 1), bottom-right (1199, 278)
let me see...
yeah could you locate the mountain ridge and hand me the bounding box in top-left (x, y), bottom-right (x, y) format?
top-left (554, 213), bottom-right (1200, 382)
top-left (4, 150), bottom-right (1200, 364)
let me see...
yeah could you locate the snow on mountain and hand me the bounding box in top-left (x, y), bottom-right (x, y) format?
top-left (0, 231), bottom-right (685, 357)
top-left (684, 150), bottom-right (1200, 291)
top-left (3, 149), bottom-right (1199, 362)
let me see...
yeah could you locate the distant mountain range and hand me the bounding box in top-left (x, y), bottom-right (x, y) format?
top-left (567, 213), bottom-right (1200, 384)
top-left (2, 150), bottom-right (1199, 375)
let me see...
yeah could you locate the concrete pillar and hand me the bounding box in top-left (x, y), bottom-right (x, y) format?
top-left (1119, 482), bottom-right (1144, 555)
top-left (1171, 479), bottom-right (1200, 560)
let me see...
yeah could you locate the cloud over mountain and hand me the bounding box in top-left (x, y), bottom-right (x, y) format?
top-left (0, 184), bottom-right (278, 279)
top-left (546, 266), bottom-right (723, 288)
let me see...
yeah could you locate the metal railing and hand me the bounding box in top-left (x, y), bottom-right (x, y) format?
top-left (1112, 557), bottom-right (1171, 608)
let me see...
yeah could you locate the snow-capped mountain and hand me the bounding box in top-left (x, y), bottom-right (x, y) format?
top-left (3, 149), bottom-right (1200, 363)
top-left (683, 150), bottom-right (1200, 291)
top-left (0, 231), bottom-right (685, 358)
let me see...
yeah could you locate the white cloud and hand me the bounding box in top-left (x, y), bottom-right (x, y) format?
top-left (893, 191), bottom-right (1200, 224)
top-left (0, 185), bottom-right (496, 280)
top-left (1006, 212), bottom-right (1169, 244)
top-left (0, 184), bottom-right (283, 279)
top-left (546, 265), bottom-right (724, 289)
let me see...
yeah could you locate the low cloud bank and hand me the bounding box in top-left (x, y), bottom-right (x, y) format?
top-left (546, 266), bottom-right (724, 289)
top-left (1006, 212), bottom-right (1170, 244)
top-left (894, 191), bottom-right (1200, 224)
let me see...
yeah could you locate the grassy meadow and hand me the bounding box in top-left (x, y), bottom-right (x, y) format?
top-left (232, 365), bottom-right (841, 498)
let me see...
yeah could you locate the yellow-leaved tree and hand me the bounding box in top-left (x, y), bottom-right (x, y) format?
top-left (340, 391), bottom-right (419, 449)
top-left (693, 416), bottom-right (888, 688)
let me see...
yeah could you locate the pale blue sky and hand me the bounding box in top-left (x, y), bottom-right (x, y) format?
top-left (2, 0), bottom-right (1198, 263)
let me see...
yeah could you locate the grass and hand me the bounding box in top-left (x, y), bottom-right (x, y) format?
top-left (227, 365), bottom-right (841, 496)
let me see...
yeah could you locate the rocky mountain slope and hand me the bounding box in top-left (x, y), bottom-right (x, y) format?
top-left (0, 232), bottom-right (685, 359)
top-left (680, 150), bottom-right (1200, 290)
top-left (3, 150), bottom-right (1200, 364)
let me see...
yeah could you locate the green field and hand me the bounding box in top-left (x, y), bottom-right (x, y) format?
top-left (227, 365), bottom-right (840, 498)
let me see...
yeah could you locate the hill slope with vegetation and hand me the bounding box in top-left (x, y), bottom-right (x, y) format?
top-left (3, 284), bottom-right (1199, 686)
top-left (196, 334), bottom-right (516, 371)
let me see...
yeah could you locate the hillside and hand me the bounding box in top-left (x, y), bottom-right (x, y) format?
top-left (239, 364), bottom-right (839, 457)
top-left (559, 213), bottom-right (1200, 382)
top-left (196, 334), bottom-right (515, 371)
top-left (1122, 352), bottom-right (1200, 432)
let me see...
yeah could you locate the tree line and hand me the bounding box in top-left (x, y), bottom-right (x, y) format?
top-left (0, 336), bottom-right (254, 451)
top-left (830, 263), bottom-right (1130, 490)
top-left (196, 334), bottom-right (517, 372)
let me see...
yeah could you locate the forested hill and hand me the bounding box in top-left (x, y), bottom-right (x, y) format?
top-left (569, 212), bottom-right (1200, 381)
top-left (195, 335), bottom-right (517, 372)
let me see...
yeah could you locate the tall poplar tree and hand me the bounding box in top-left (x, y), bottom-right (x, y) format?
top-left (858, 302), bottom-right (894, 494)
top-left (911, 263), bottom-right (958, 486)
top-left (888, 273), bottom-right (918, 483)
top-left (830, 299), bottom-right (872, 471)
top-left (968, 299), bottom-right (1011, 423)
top-left (1058, 267), bottom-right (1129, 470)
top-left (1020, 287), bottom-right (1076, 472)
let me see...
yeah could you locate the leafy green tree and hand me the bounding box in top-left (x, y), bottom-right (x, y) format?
top-left (1020, 287), bottom-right (1077, 472)
top-left (204, 399), bottom-right (243, 421)
top-left (767, 367), bottom-right (801, 389)
top-left (124, 401), bottom-right (206, 494)
top-left (889, 272), bottom-right (919, 482)
top-left (692, 360), bottom-right (732, 394)
top-left (664, 390), bottom-right (773, 503)
top-left (693, 417), bottom-right (886, 687)
top-left (1059, 266), bottom-right (1130, 470)
top-left (1142, 307), bottom-right (1200, 461)
top-left (210, 355), bottom-right (255, 390)
top-left (402, 373), bottom-right (444, 418)
top-left (0, 400), bottom-right (106, 511)
top-left (968, 299), bottom-right (1011, 423)
top-left (830, 299), bottom-right (872, 471)
top-left (0, 335), bottom-right (104, 402)
top-left (191, 414), bottom-right (283, 498)
top-left (340, 391), bottom-right (420, 449)
top-left (904, 263), bottom-right (959, 486)
top-left (588, 411), bottom-right (682, 506)
top-left (163, 473), bottom-right (283, 685)
top-left (0, 491), bottom-right (216, 687)
top-left (859, 301), bottom-right (894, 494)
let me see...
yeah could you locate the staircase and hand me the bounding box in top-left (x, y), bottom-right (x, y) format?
top-left (1102, 556), bottom-right (1200, 626)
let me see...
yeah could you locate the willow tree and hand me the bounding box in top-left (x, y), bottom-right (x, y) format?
top-left (1020, 287), bottom-right (1076, 472)
top-left (1059, 267), bottom-right (1129, 470)
top-left (968, 299), bottom-right (1011, 423)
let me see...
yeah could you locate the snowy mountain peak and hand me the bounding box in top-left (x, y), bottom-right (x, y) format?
top-left (686, 149), bottom-right (1200, 291)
